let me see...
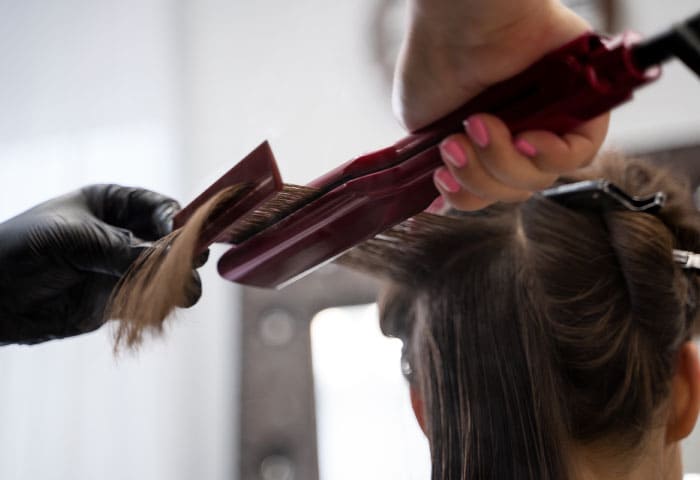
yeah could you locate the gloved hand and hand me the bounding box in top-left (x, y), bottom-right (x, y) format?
top-left (0, 184), bottom-right (205, 345)
top-left (395, 0), bottom-right (610, 211)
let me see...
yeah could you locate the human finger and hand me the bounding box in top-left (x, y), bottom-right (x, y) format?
top-left (436, 134), bottom-right (529, 206)
top-left (462, 114), bottom-right (559, 192)
top-left (513, 113), bottom-right (610, 174)
top-left (433, 165), bottom-right (495, 211)
top-left (82, 184), bottom-right (181, 240)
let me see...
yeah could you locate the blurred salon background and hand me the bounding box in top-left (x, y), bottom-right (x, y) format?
top-left (0, 1), bottom-right (699, 479)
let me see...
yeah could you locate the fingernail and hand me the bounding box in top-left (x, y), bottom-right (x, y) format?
top-left (464, 117), bottom-right (490, 148)
top-left (434, 167), bottom-right (461, 193)
top-left (426, 196), bottom-right (446, 214)
top-left (439, 139), bottom-right (468, 168)
top-left (514, 138), bottom-right (537, 158)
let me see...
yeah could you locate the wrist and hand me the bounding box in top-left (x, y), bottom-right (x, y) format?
top-left (405, 0), bottom-right (591, 53)
top-left (394, 0), bottom-right (591, 131)
top-left (403, 1), bottom-right (591, 81)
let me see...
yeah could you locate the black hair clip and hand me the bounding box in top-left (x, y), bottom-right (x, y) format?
top-left (541, 179), bottom-right (700, 272)
top-left (540, 179), bottom-right (666, 213)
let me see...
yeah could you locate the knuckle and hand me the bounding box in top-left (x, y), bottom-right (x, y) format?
top-left (531, 173), bottom-right (559, 191)
top-left (446, 191), bottom-right (490, 212)
top-left (579, 152), bottom-right (596, 167)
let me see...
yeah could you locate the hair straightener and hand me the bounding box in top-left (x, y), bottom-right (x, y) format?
top-left (174, 11), bottom-right (700, 289)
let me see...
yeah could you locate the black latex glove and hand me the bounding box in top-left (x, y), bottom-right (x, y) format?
top-left (0, 184), bottom-right (206, 345)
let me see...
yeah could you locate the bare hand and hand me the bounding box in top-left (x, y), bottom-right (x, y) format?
top-left (394, 0), bottom-right (610, 210)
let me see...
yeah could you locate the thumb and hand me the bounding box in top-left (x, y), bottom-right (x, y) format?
top-left (82, 184), bottom-right (180, 241)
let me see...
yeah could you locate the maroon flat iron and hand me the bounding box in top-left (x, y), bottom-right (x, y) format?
top-left (175, 12), bottom-right (700, 289)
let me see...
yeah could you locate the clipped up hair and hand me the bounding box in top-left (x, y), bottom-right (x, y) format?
top-left (339, 153), bottom-right (700, 479)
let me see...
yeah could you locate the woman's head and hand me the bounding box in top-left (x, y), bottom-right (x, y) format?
top-left (342, 154), bottom-right (700, 479)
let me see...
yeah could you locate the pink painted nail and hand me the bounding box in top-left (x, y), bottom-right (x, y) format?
top-left (439, 139), bottom-right (468, 168)
top-left (434, 167), bottom-right (461, 193)
top-left (426, 196), bottom-right (447, 214)
top-left (514, 138), bottom-right (537, 158)
top-left (464, 116), bottom-right (490, 148)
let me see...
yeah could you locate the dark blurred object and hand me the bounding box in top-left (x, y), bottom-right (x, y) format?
top-left (632, 11), bottom-right (700, 77)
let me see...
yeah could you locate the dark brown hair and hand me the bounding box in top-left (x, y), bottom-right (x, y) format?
top-left (340, 154), bottom-right (700, 479)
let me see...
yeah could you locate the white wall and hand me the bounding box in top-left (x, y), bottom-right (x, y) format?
top-left (180, 0), bottom-right (403, 187)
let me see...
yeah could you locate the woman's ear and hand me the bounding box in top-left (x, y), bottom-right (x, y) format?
top-left (410, 385), bottom-right (428, 436)
top-left (666, 341), bottom-right (700, 443)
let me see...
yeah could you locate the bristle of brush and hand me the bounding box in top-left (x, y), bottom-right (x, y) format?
top-left (204, 183), bottom-right (254, 222)
top-left (223, 184), bottom-right (320, 243)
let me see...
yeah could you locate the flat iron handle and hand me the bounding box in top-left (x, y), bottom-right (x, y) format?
top-left (310, 32), bottom-right (658, 190)
top-left (218, 33), bottom-right (663, 289)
